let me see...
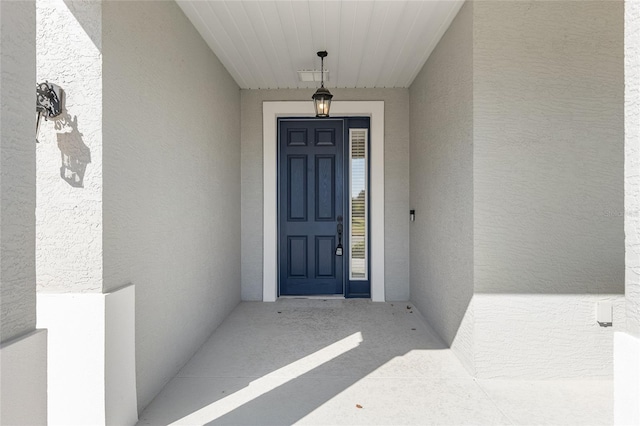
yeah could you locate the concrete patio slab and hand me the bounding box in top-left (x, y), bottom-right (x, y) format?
top-left (476, 379), bottom-right (614, 425)
top-left (137, 300), bottom-right (612, 425)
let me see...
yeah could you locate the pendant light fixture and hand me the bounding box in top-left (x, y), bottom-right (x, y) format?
top-left (312, 51), bottom-right (333, 118)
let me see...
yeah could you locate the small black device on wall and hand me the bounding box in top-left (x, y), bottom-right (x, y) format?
top-left (410, 210), bottom-right (415, 222)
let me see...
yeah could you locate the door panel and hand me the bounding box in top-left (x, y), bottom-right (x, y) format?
top-left (287, 156), bottom-right (307, 221)
top-left (315, 156), bottom-right (335, 221)
top-left (288, 236), bottom-right (307, 278)
top-left (315, 236), bottom-right (335, 278)
top-left (279, 119), bottom-right (344, 295)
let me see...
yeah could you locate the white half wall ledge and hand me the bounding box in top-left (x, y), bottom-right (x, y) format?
top-left (457, 294), bottom-right (625, 379)
top-left (0, 329), bottom-right (48, 425)
top-left (263, 101), bottom-right (385, 302)
top-left (614, 332), bottom-right (640, 425)
top-left (37, 285), bottom-right (137, 426)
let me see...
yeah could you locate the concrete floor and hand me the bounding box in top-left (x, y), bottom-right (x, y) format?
top-left (137, 300), bottom-right (613, 425)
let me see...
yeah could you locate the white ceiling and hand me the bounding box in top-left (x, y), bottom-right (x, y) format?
top-left (176, 1), bottom-right (464, 90)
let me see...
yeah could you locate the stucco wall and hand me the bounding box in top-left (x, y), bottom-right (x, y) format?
top-left (625, 0), bottom-right (640, 338)
top-left (0, 0), bottom-right (37, 342)
top-left (475, 293), bottom-right (625, 379)
top-left (409, 0), bottom-right (624, 378)
top-left (614, 6), bottom-right (640, 423)
top-left (240, 88), bottom-right (410, 301)
top-left (102, 1), bottom-right (241, 411)
top-left (409, 1), bottom-right (473, 366)
top-left (36, 0), bottom-right (103, 294)
top-left (0, 2), bottom-right (48, 424)
top-left (471, 0), bottom-right (624, 378)
top-left (474, 1), bottom-right (624, 295)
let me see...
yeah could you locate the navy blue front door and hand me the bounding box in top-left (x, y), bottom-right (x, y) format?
top-left (279, 119), bottom-right (344, 295)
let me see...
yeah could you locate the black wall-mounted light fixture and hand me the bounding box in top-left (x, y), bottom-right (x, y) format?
top-left (36, 81), bottom-right (64, 143)
top-left (312, 51), bottom-right (332, 118)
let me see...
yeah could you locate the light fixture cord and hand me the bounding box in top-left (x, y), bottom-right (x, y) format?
top-left (320, 56), bottom-right (325, 88)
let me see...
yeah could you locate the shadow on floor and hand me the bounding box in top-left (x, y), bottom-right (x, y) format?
top-left (208, 330), bottom-right (441, 425)
top-left (137, 300), bottom-right (457, 425)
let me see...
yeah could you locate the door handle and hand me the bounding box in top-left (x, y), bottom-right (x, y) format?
top-left (336, 215), bottom-right (343, 256)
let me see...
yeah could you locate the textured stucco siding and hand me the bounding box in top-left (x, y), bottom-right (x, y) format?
top-left (408, 0), bottom-right (623, 378)
top-left (102, 1), bottom-right (241, 411)
top-left (0, 3), bottom-right (47, 423)
top-left (0, 330), bottom-right (47, 425)
top-left (626, 0), bottom-right (640, 338)
top-left (474, 294), bottom-right (625, 379)
top-left (470, 0), bottom-right (623, 378)
top-left (613, 5), bottom-right (640, 423)
top-left (36, 0), bottom-right (103, 293)
top-left (473, 1), bottom-right (624, 295)
top-left (240, 88), bottom-right (410, 301)
top-left (0, 0), bottom-right (37, 342)
top-left (409, 0), bottom-right (473, 358)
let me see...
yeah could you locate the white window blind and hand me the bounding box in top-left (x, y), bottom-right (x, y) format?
top-left (349, 129), bottom-right (368, 280)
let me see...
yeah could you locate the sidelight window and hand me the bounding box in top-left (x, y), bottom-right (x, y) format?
top-left (349, 129), bottom-right (368, 280)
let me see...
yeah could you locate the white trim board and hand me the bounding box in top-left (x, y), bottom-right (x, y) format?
top-left (263, 101), bottom-right (385, 302)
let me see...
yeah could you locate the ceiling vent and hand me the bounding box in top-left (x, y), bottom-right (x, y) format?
top-left (297, 70), bottom-right (330, 83)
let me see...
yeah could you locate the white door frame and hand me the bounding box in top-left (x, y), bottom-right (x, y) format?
top-left (263, 101), bottom-right (385, 302)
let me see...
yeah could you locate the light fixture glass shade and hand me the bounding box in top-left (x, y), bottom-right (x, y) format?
top-left (312, 86), bottom-right (333, 117)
